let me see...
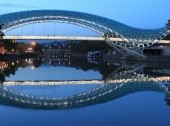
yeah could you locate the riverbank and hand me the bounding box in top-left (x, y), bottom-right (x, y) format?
top-left (0, 53), bottom-right (38, 61)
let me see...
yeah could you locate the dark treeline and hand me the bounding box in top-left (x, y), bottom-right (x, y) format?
top-left (0, 39), bottom-right (42, 54)
top-left (41, 40), bottom-right (112, 55)
top-left (68, 40), bottom-right (111, 54)
top-left (0, 56), bottom-right (121, 83)
top-left (69, 56), bottom-right (119, 79)
top-left (0, 58), bottom-right (42, 83)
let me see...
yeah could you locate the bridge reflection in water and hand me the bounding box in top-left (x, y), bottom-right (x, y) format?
top-left (0, 60), bottom-right (170, 110)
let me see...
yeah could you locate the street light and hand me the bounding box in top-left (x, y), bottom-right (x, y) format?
top-left (30, 42), bottom-right (36, 53)
top-left (31, 42), bottom-right (36, 46)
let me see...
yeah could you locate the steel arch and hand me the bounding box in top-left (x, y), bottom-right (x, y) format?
top-left (0, 10), bottom-right (169, 56)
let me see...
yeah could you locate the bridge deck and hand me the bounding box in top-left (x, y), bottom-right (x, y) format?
top-left (2, 36), bottom-right (123, 41)
top-left (2, 36), bottom-right (170, 43)
top-left (3, 76), bottom-right (170, 86)
top-left (3, 80), bottom-right (105, 86)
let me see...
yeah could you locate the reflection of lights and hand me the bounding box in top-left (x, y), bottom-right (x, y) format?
top-left (107, 62), bottom-right (110, 66)
top-left (0, 62), bottom-right (8, 69)
top-left (12, 62), bottom-right (14, 66)
top-left (25, 59), bottom-right (28, 62)
top-left (31, 66), bottom-right (35, 70)
top-left (17, 60), bottom-right (19, 63)
top-left (49, 61), bottom-right (51, 65)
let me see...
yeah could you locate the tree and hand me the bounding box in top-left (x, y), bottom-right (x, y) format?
top-left (2, 40), bottom-right (18, 52)
top-left (33, 43), bottom-right (42, 53)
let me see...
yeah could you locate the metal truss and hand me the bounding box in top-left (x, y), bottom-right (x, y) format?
top-left (106, 38), bottom-right (145, 58)
top-left (105, 63), bottom-right (169, 92)
top-left (1, 16), bottom-right (111, 35)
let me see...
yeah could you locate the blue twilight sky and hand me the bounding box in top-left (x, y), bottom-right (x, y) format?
top-left (0, 0), bottom-right (170, 29)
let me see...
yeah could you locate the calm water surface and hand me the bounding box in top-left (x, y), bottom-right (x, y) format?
top-left (0, 57), bottom-right (170, 126)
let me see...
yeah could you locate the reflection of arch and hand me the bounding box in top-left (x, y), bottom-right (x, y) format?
top-left (0, 62), bottom-right (168, 110)
top-left (0, 82), bottom-right (166, 109)
top-left (0, 10), bottom-right (168, 47)
top-left (0, 62), bottom-right (169, 109)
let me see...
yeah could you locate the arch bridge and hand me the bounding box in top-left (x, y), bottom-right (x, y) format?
top-left (0, 10), bottom-right (170, 57)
